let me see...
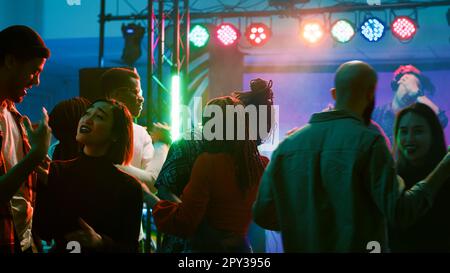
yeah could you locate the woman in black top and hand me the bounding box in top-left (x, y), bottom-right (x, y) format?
top-left (390, 103), bottom-right (450, 252)
top-left (34, 99), bottom-right (143, 253)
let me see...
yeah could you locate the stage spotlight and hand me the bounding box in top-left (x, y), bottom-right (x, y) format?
top-left (331, 19), bottom-right (355, 43)
top-left (171, 74), bottom-right (181, 141)
top-left (391, 16), bottom-right (417, 41)
top-left (215, 23), bottom-right (240, 46)
top-left (121, 23), bottom-right (145, 65)
top-left (360, 17), bottom-right (385, 42)
top-left (190, 24), bottom-right (210, 48)
top-left (300, 20), bottom-right (325, 45)
top-left (245, 23), bottom-right (271, 46)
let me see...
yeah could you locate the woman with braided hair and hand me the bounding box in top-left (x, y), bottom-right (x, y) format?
top-left (146, 96), bottom-right (267, 252)
top-left (154, 78), bottom-right (275, 253)
top-left (232, 78), bottom-right (274, 145)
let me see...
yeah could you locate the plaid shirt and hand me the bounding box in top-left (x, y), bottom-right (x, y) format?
top-left (0, 102), bottom-right (36, 253)
top-left (155, 137), bottom-right (204, 196)
top-left (154, 132), bottom-right (204, 253)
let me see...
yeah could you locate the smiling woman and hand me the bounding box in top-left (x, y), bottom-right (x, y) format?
top-left (76, 100), bottom-right (133, 165)
top-left (33, 99), bottom-right (144, 253)
top-left (389, 102), bottom-right (450, 252)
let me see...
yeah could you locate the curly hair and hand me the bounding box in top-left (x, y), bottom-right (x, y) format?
top-left (232, 78), bottom-right (274, 145)
top-left (202, 96), bottom-right (265, 195)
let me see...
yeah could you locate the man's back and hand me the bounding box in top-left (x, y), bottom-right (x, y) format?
top-left (255, 110), bottom-right (399, 252)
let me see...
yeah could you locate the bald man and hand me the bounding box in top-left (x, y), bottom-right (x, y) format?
top-left (253, 61), bottom-right (450, 252)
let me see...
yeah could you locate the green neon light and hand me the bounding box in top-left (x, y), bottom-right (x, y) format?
top-left (171, 74), bottom-right (181, 141)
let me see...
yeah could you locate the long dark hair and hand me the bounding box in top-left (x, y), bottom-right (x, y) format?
top-left (49, 97), bottom-right (91, 161)
top-left (393, 103), bottom-right (447, 186)
top-left (90, 99), bottom-right (134, 165)
top-left (202, 96), bottom-right (265, 194)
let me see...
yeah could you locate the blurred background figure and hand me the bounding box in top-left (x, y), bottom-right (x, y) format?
top-left (101, 67), bottom-right (157, 192)
top-left (48, 97), bottom-right (90, 161)
top-left (372, 65), bottom-right (448, 145)
top-left (148, 122), bottom-right (171, 180)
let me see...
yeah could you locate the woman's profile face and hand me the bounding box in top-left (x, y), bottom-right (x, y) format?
top-left (397, 112), bottom-right (432, 165)
top-left (76, 101), bottom-right (115, 146)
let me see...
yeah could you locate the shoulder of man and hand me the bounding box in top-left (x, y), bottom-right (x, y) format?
top-left (6, 102), bottom-right (31, 144)
top-left (7, 102), bottom-right (22, 119)
top-left (294, 117), bottom-right (381, 149)
top-left (132, 122), bottom-right (148, 134)
top-left (133, 122), bottom-right (152, 141)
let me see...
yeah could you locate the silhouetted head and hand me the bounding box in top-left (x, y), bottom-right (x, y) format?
top-left (0, 25), bottom-right (50, 103)
top-left (232, 78), bottom-right (274, 145)
top-left (101, 67), bottom-right (144, 118)
top-left (49, 97), bottom-right (91, 160)
top-left (391, 64), bottom-right (434, 95)
top-left (391, 65), bottom-right (435, 109)
top-left (332, 60), bottom-right (378, 125)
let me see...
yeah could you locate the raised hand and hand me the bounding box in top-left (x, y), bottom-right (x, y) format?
top-left (399, 74), bottom-right (420, 95)
top-left (21, 107), bottom-right (51, 160)
top-left (64, 218), bottom-right (103, 249)
top-left (417, 96), bottom-right (439, 114)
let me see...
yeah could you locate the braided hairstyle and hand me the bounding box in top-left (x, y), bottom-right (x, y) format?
top-left (202, 96), bottom-right (265, 195)
top-left (232, 78), bottom-right (274, 145)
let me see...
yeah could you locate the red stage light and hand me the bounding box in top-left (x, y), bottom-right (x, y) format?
top-left (216, 23), bottom-right (240, 46)
top-left (391, 16), bottom-right (417, 41)
top-left (245, 23), bottom-right (271, 46)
